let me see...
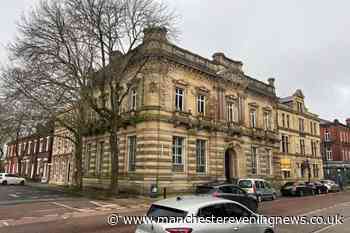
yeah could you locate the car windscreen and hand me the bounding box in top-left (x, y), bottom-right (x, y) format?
top-left (238, 180), bottom-right (252, 188)
top-left (195, 186), bottom-right (215, 194)
top-left (283, 182), bottom-right (295, 187)
top-left (147, 204), bottom-right (188, 219)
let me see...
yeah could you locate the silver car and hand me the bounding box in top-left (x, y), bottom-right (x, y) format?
top-left (135, 195), bottom-right (274, 233)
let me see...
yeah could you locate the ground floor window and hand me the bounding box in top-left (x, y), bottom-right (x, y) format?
top-left (196, 139), bottom-right (206, 173)
top-left (282, 170), bottom-right (291, 178)
top-left (172, 136), bottom-right (185, 172)
top-left (313, 164), bottom-right (319, 177)
top-left (251, 147), bottom-right (258, 175)
top-left (128, 136), bottom-right (137, 172)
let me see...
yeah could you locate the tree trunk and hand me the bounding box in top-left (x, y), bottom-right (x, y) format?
top-left (109, 126), bottom-right (119, 195)
top-left (73, 135), bottom-right (83, 190)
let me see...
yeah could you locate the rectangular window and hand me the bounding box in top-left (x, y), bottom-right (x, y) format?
top-left (172, 136), bottom-right (185, 172)
top-left (196, 139), bottom-right (206, 173)
top-left (197, 95), bottom-right (205, 114)
top-left (263, 111), bottom-right (272, 130)
top-left (85, 143), bottom-right (91, 174)
top-left (325, 130), bottom-right (330, 141)
top-left (227, 101), bottom-right (238, 122)
top-left (282, 113), bottom-right (285, 128)
top-left (130, 89), bottom-right (137, 111)
top-left (313, 164), bottom-right (319, 177)
top-left (281, 135), bottom-right (289, 153)
top-left (250, 109), bottom-right (257, 128)
top-left (175, 87), bottom-right (184, 111)
top-left (266, 149), bottom-right (272, 175)
top-left (286, 115), bottom-right (290, 128)
top-left (310, 121), bottom-right (313, 135)
top-left (251, 147), bottom-right (258, 175)
top-left (128, 136), bottom-right (137, 172)
top-left (96, 141), bottom-right (104, 175)
top-left (300, 139), bottom-right (305, 155)
top-left (297, 102), bottom-right (303, 112)
top-left (326, 149), bottom-right (332, 160)
top-left (299, 118), bottom-right (304, 132)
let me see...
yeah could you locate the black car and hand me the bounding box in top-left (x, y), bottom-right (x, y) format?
top-left (195, 182), bottom-right (258, 212)
top-left (306, 181), bottom-right (328, 194)
top-left (280, 181), bottom-right (315, 197)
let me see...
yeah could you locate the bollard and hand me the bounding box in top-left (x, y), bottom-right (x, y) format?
top-left (163, 187), bottom-right (167, 199)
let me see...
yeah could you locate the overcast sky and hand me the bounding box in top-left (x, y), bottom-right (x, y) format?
top-left (1, 0), bottom-right (349, 122)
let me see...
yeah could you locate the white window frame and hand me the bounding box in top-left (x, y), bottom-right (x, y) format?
top-left (250, 109), bottom-right (257, 128)
top-left (197, 95), bottom-right (205, 114)
top-left (196, 139), bottom-right (207, 174)
top-left (175, 87), bottom-right (184, 111)
top-left (172, 136), bottom-right (185, 172)
top-left (263, 111), bottom-right (272, 130)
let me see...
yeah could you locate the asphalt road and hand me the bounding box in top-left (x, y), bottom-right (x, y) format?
top-left (1, 184), bottom-right (350, 233)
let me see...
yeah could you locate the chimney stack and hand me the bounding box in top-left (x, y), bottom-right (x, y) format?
top-left (346, 118), bottom-right (350, 127)
top-left (268, 77), bottom-right (275, 87)
top-left (143, 27), bottom-right (168, 43)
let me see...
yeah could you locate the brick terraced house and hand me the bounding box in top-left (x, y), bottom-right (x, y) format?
top-left (5, 134), bottom-right (53, 182)
top-left (321, 119), bottom-right (350, 182)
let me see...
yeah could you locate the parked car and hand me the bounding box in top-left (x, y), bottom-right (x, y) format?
top-left (320, 180), bottom-right (340, 192)
top-left (0, 173), bottom-right (26, 185)
top-left (306, 181), bottom-right (328, 194)
top-left (280, 181), bottom-right (315, 197)
top-left (238, 178), bottom-right (277, 202)
top-left (136, 195), bottom-right (275, 233)
top-left (195, 182), bottom-right (258, 212)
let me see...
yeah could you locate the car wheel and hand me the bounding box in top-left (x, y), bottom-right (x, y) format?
top-left (272, 193), bottom-right (277, 200)
top-left (2, 181), bottom-right (7, 185)
top-left (299, 190), bottom-right (304, 197)
top-left (20, 180), bottom-right (25, 185)
top-left (257, 195), bottom-right (262, 203)
top-left (264, 229), bottom-right (274, 233)
top-left (324, 188), bottom-right (329, 194)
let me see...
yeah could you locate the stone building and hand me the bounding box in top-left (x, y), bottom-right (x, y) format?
top-left (320, 119), bottom-right (350, 182)
top-left (5, 134), bottom-right (53, 182)
top-left (81, 27), bottom-right (281, 194)
top-left (277, 90), bottom-right (323, 181)
top-left (49, 127), bottom-right (75, 185)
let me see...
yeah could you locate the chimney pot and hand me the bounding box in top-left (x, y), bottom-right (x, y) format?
top-left (346, 118), bottom-right (350, 127)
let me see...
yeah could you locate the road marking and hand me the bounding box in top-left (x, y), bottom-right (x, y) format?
top-left (298, 201), bottom-right (350, 217)
top-left (311, 216), bottom-right (350, 233)
top-left (52, 202), bottom-right (82, 212)
top-left (8, 194), bottom-right (19, 198)
top-left (90, 201), bottom-right (120, 208)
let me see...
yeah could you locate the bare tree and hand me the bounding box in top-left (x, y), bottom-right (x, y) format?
top-left (66, 0), bottom-right (177, 193)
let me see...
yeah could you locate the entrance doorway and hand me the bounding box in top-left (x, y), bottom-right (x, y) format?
top-left (224, 149), bottom-right (237, 181)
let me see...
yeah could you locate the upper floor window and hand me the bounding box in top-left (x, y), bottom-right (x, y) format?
top-left (281, 135), bottom-right (289, 153)
top-left (325, 130), bottom-right (330, 141)
top-left (175, 87), bottom-right (184, 111)
top-left (197, 95), bottom-right (205, 114)
top-left (300, 139), bottom-right (305, 155)
top-left (227, 101), bottom-right (238, 122)
top-left (297, 102), bottom-right (303, 112)
top-left (263, 111), bottom-right (272, 130)
top-left (326, 149), bottom-right (332, 160)
top-left (286, 115), bottom-right (290, 128)
top-left (250, 109), bottom-right (257, 128)
top-left (310, 121), bottom-right (314, 135)
top-left (130, 88), bottom-right (137, 111)
top-left (282, 113), bottom-right (285, 128)
top-left (299, 118), bottom-right (305, 132)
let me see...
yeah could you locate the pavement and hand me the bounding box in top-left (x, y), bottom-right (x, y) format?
top-left (0, 183), bottom-right (350, 233)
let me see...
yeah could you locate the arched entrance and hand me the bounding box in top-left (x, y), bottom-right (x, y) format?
top-left (224, 148), bottom-right (237, 181)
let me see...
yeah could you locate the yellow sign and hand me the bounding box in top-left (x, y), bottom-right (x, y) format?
top-left (281, 158), bottom-right (292, 170)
